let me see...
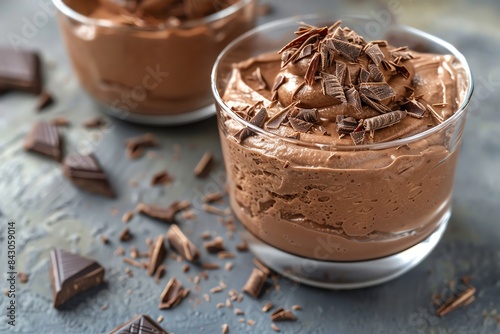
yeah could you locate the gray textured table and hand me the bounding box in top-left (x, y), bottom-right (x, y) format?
top-left (0, 0), bottom-right (499, 333)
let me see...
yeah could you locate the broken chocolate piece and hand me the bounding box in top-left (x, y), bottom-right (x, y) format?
top-left (136, 201), bottom-right (189, 222)
top-left (360, 92), bottom-right (392, 113)
top-left (288, 116), bottom-right (314, 133)
top-left (119, 228), bottom-right (132, 242)
top-left (365, 43), bottom-right (385, 65)
top-left (0, 47), bottom-right (42, 94)
top-left (295, 108), bottom-right (320, 124)
top-left (50, 249), bottom-right (105, 308)
top-left (63, 154), bottom-right (115, 197)
top-left (321, 72), bottom-right (346, 103)
top-left (350, 131), bottom-right (365, 145)
top-left (243, 268), bottom-right (267, 298)
top-left (359, 82), bottom-right (395, 102)
top-left (345, 87), bottom-right (362, 113)
top-left (159, 277), bottom-right (188, 309)
top-left (326, 37), bottom-right (362, 61)
top-left (24, 121), bottom-right (62, 161)
top-left (151, 170), bottom-right (173, 186)
top-left (194, 151), bottom-right (214, 178)
top-left (125, 133), bottom-right (158, 159)
top-left (108, 314), bottom-right (168, 334)
top-left (336, 115), bottom-right (359, 134)
top-left (204, 237), bottom-right (226, 254)
top-left (148, 235), bottom-right (167, 276)
top-left (167, 224), bottom-right (200, 262)
top-left (235, 107), bottom-right (268, 142)
top-left (272, 74), bottom-right (287, 93)
top-left (83, 117), bottom-right (106, 129)
top-left (270, 308), bottom-right (296, 322)
top-left (305, 53), bottom-right (320, 86)
top-left (36, 90), bottom-right (54, 111)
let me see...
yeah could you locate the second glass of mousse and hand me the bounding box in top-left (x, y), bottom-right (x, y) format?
top-left (53, 0), bottom-right (257, 124)
top-left (213, 15), bottom-right (473, 288)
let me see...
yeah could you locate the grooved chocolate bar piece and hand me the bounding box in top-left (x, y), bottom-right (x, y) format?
top-left (63, 154), bottom-right (115, 197)
top-left (0, 47), bottom-right (42, 94)
top-left (23, 121), bottom-right (62, 161)
top-left (167, 224), bottom-right (200, 262)
top-left (50, 249), bottom-right (105, 309)
top-left (108, 314), bottom-right (169, 334)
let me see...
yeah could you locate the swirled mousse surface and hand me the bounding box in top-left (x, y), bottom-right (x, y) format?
top-left (220, 22), bottom-right (468, 261)
top-left (59, 0), bottom-right (254, 115)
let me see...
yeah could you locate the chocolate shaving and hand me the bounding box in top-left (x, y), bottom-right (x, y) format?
top-left (359, 82), bottom-right (395, 102)
top-left (272, 74), bottom-right (287, 93)
top-left (235, 107), bottom-right (268, 142)
top-left (326, 37), bottom-right (362, 61)
top-left (358, 68), bottom-right (370, 83)
top-left (295, 108), bottom-right (320, 124)
top-left (305, 53), bottom-right (320, 86)
top-left (159, 277), bottom-right (187, 309)
top-left (243, 268), bottom-right (267, 298)
top-left (402, 98), bottom-right (426, 118)
top-left (426, 104), bottom-right (445, 123)
top-left (204, 237), bottom-right (226, 254)
top-left (296, 43), bottom-right (314, 61)
top-left (363, 110), bottom-right (407, 131)
top-left (278, 26), bottom-right (328, 55)
top-left (270, 308), bottom-right (297, 322)
top-left (148, 235), bottom-right (167, 276)
top-left (335, 61), bottom-right (348, 85)
top-left (194, 151), bottom-right (214, 178)
top-left (288, 116), bottom-right (314, 133)
top-left (167, 224), bottom-right (200, 262)
top-left (437, 287), bottom-right (476, 317)
top-left (345, 87), bottom-right (362, 112)
top-left (336, 115), bottom-right (359, 134)
top-left (360, 92), bottom-right (392, 113)
top-left (391, 61), bottom-right (410, 79)
top-left (350, 131), bottom-right (365, 145)
top-left (36, 90), bottom-right (54, 111)
top-left (321, 72), bottom-right (346, 103)
top-left (251, 67), bottom-right (267, 90)
top-left (136, 201), bottom-right (190, 222)
top-left (365, 44), bottom-right (385, 65)
top-left (369, 63), bottom-right (384, 82)
top-left (151, 170), bottom-right (173, 186)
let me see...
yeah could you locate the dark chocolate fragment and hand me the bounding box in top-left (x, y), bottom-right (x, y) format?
top-left (336, 115), bottom-right (359, 134)
top-left (63, 154), bottom-right (115, 197)
top-left (363, 110), bottom-right (407, 131)
top-left (368, 63), bottom-right (384, 82)
top-left (358, 68), bottom-right (370, 84)
top-left (288, 116), bottom-right (314, 133)
top-left (270, 308), bottom-right (297, 322)
top-left (0, 47), bottom-right (42, 94)
top-left (321, 72), bottom-right (346, 103)
top-left (305, 53), bottom-right (320, 86)
top-left (136, 201), bottom-right (190, 222)
top-left (326, 37), bottom-right (362, 61)
top-left (151, 170), bottom-right (173, 186)
top-left (125, 133), bottom-right (158, 159)
top-left (159, 277), bottom-right (188, 310)
top-left (335, 61), bottom-right (348, 85)
top-left (24, 121), bottom-right (62, 161)
top-left (272, 74), bottom-right (287, 93)
top-left (251, 67), bottom-right (267, 90)
top-left (235, 107), bottom-right (268, 142)
top-left (204, 237), bottom-right (226, 254)
top-left (50, 249), bottom-right (105, 308)
top-left (36, 90), bottom-right (54, 111)
top-left (119, 228), bottom-right (132, 242)
top-left (108, 314), bottom-right (169, 334)
top-left (402, 98), bottom-right (427, 118)
top-left (365, 43), bottom-right (385, 65)
top-left (167, 224), bottom-right (200, 262)
top-left (243, 268), bottom-right (267, 298)
top-left (350, 131), bottom-right (365, 146)
top-left (295, 108), bottom-right (320, 124)
top-left (296, 43), bottom-right (313, 61)
top-left (193, 151), bottom-right (214, 178)
top-left (279, 27), bottom-right (328, 55)
top-left (149, 235), bottom-right (167, 276)
top-left (345, 87), bottom-right (362, 113)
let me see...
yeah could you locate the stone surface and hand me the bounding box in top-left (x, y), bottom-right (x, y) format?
top-left (0, 0), bottom-right (499, 333)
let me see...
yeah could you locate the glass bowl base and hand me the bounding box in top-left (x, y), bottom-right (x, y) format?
top-left (242, 210), bottom-right (450, 289)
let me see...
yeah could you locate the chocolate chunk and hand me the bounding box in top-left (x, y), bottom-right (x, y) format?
top-left (358, 68), bottom-right (370, 84)
top-left (159, 277), bottom-right (188, 309)
top-left (125, 133), bottom-right (158, 159)
top-left (368, 63), bottom-right (384, 82)
top-left (350, 131), bottom-right (365, 146)
top-left (335, 61), bottom-right (348, 85)
top-left (403, 98), bottom-right (427, 118)
top-left (0, 47), bottom-right (42, 94)
top-left (391, 61), bottom-right (410, 79)
top-left (288, 116), bottom-right (314, 133)
top-left (151, 170), bottom-right (173, 186)
top-left (204, 237), bottom-right (226, 254)
top-left (295, 108), bottom-right (320, 124)
top-left (108, 314), bottom-right (169, 334)
top-left (63, 154), bottom-right (115, 197)
top-left (24, 121), bottom-right (62, 161)
top-left (336, 115), bottom-right (359, 134)
top-left (305, 53), bottom-right (320, 86)
top-left (137, 201), bottom-right (190, 222)
top-left (296, 43), bottom-right (313, 61)
top-left (149, 235), bottom-right (167, 276)
top-left (345, 87), bottom-right (362, 113)
top-left (365, 43), bottom-right (385, 65)
top-left (363, 110), bottom-right (407, 131)
top-left (321, 72), bottom-right (346, 103)
top-left (167, 224), bottom-right (200, 262)
top-left (270, 307), bottom-right (296, 322)
top-left (235, 107), bottom-right (268, 142)
top-left (119, 228), bottom-right (132, 242)
top-left (50, 249), bottom-right (105, 308)
top-left (243, 268), bottom-right (267, 298)
top-left (83, 117), bottom-right (106, 129)
top-left (194, 151), bottom-right (214, 178)
top-left (360, 92), bottom-right (392, 113)
top-left (36, 90), bottom-right (54, 111)
top-left (327, 38), bottom-right (362, 61)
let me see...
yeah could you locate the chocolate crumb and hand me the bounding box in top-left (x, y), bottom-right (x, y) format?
top-left (167, 224), bottom-right (200, 262)
top-left (271, 323), bottom-right (281, 332)
top-left (262, 302), bottom-right (273, 312)
top-left (236, 240), bottom-right (249, 252)
top-left (247, 320), bottom-right (255, 326)
top-left (36, 90), bottom-right (54, 111)
top-left (123, 257), bottom-right (141, 268)
top-left (216, 303), bottom-right (225, 309)
top-left (218, 251), bottom-right (235, 259)
top-left (101, 304), bottom-right (109, 311)
top-left (225, 262), bottom-right (233, 271)
top-left (203, 192), bottom-right (224, 203)
top-left (101, 235), bottom-right (110, 245)
top-left (291, 305), bottom-right (302, 311)
top-left (203, 204), bottom-right (227, 216)
top-left (155, 265), bottom-right (166, 283)
top-left (122, 211), bottom-right (134, 223)
top-left (157, 315), bottom-right (164, 323)
top-left (201, 262), bottom-right (220, 270)
top-left (18, 272), bottom-right (28, 284)
top-left (137, 201), bottom-right (190, 222)
top-left (119, 228), bottom-right (132, 242)
top-left (83, 117), bottom-right (106, 129)
top-left (252, 258), bottom-right (271, 276)
top-left (114, 246), bottom-right (125, 256)
top-left (436, 286), bottom-right (476, 317)
top-left (210, 286), bottom-right (223, 294)
top-left (126, 133), bottom-right (158, 159)
top-left (194, 151), bottom-right (214, 178)
top-left (270, 307), bottom-right (296, 322)
top-left (151, 170), bottom-right (173, 186)
top-left (204, 237), bottom-right (226, 254)
top-left (243, 268), bottom-right (267, 298)
top-left (182, 264), bottom-right (190, 273)
top-left (222, 323), bottom-right (229, 334)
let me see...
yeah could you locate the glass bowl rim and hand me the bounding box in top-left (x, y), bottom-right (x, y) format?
top-left (211, 13), bottom-right (475, 151)
top-left (51, 0), bottom-right (254, 31)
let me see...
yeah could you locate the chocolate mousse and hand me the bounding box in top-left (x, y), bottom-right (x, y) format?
top-left (219, 21), bottom-right (469, 261)
top-left (56, 0), bottom-right (256, 115)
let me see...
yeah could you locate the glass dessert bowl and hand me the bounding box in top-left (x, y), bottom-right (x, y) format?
top-left (212, 14), bottom-right (473, 289)
top-left (52, 0), bottom-right (257, 125)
